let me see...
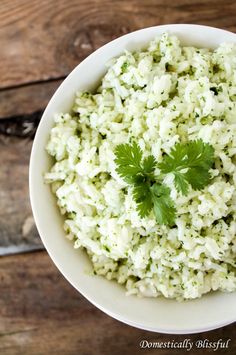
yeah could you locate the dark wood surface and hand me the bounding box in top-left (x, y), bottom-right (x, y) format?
top-left (0, 0), bottom-right (235, 353)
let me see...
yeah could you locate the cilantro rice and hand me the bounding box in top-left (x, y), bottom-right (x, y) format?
top-left (45, 33), bottom-right (236, 300)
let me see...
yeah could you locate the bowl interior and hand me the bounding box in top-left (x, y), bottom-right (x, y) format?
top-left (30, 24), bottom-right (236, 334)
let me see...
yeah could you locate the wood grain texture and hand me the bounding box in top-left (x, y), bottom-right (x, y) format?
top-left (0, 79), bottom-right (62, 119)
top-left (1, 0), bottom-right (236, 89)
top-left (0, 251), bottom-right (235, 355)
top-left (0, 135), bottom-right (42, 253)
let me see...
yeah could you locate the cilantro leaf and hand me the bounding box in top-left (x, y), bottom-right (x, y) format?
top-left (172, 173), bottom-right (189, 196)
top-left (133, 182), bottom-right (153, 218)
top-left (158, 139), bottom-right (214, 195)
top-left (114, 142), bottom-right (143, 183)
top-left (150, 183), bottom-right (176, 225)
top-left (133, 181), bottom-right (176, 225)
top-left (183, 139), bottom-right (214, 169)
top-left (184, 167), bottom-right (211, 190)
top-left (142, 155), bottom-right (156, 174)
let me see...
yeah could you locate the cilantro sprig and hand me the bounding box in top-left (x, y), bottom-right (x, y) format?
top-left (114, 139), bottom-right (214, 226)
top-left (158, 140), bottom-right (214, 195)
top-left (114, 142), bottom-right (153, 184)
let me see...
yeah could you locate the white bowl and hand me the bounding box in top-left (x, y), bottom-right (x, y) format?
top-left (30, 24), bottom-right (236, 334)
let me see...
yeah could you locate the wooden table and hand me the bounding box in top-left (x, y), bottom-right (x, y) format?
top-left (0, 1), bottom-right (235, 353)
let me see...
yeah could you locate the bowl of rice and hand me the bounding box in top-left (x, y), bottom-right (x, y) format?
top-left (29, 24), bottom-right (236, 334)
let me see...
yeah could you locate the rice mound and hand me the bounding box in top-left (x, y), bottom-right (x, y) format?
top-left (45, 33), bottom-right (236, 300)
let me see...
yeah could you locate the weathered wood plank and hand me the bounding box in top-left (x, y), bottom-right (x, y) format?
top-left (0, 79), bottom-right (62, 119)
top-left (0, 135), bottom-right (43, 253)
top-left (0, 251), bottom-right (235, 355)
top-left (1, 0), bottom-right (236, 89)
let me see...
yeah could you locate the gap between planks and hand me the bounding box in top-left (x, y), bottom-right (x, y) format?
top-left (0, 78), bottom-right (63, 119)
